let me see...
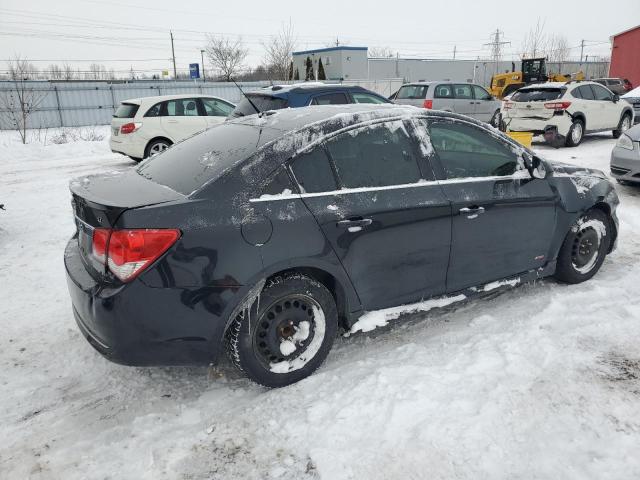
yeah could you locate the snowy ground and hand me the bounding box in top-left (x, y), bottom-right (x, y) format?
top-left (1, 126), bottom-right (640, 479)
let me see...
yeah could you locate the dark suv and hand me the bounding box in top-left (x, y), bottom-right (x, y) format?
top-left (65, 105), bottom-right (619, 388)
top-left (230, 83), bottom-right (390, 117)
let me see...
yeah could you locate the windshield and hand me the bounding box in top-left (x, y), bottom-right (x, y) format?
top-left (113, 103), bottom-right (139, 118)
top-left (231, 94), bottom-right (288, 117)
top-left (136, 123), bottom-right (261, 195)
top-left (512, 88), bottom-right (564, 102)
top-left (396, 85), bottom-right (428, 100)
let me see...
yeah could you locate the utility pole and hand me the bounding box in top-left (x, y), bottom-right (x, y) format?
top-left (484, 28), bottom-right (510, 75)
top-left (200, 49), bottom-right (206, 82)
top-left (170, 30), bottom-right (177, 79)
top-left (580, 39), bottom-right (585, 63)
top-left (335, 37), bottom-right (340, 47)
top-left (453, 45), bottom-right (457, 60)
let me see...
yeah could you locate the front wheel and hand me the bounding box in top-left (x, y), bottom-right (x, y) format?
top-left (613, 113), bottom-right (632, 139)
top-left (225, 273), bottom-right (338, 387)
top-left (554, 209), bottom-right (611, 284)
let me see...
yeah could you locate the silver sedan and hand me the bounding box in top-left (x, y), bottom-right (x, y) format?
top-left (611, 123), bottom-right (640, 184)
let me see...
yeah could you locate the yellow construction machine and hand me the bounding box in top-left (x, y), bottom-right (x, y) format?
top-left (489, 58), bottom-right (585, 99)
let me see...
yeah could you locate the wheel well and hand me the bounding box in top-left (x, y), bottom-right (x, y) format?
top-left (572, 112), bottom-right (586, 127)
top-left (621, 108), bottom-right (633, 120)
top-left (590, 202), bottom-right (617, 253)
top-left (267, 267), bottom-right (350, 329)
top-left (144, 137), bottom-right (173, 157)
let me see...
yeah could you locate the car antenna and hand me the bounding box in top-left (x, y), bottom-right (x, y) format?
top-left (231, 77), bottom-right (260, 115)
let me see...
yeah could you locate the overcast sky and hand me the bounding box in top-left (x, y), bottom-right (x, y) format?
top-left (1, 0), bottom-right (637, 77)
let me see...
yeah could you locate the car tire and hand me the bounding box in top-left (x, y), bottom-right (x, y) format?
top-left (554, 209), bottom-right (611, 284)
top-left (490, 109), bottom-right (501, 128)
top-left (565, 118), bottom-right (584, 147)
top-left (612, 113), bottom-right (632, 139)
top-left (145, 139), bottom-right (172, 158)
top-left (225, 273), bottom-right (338, 388)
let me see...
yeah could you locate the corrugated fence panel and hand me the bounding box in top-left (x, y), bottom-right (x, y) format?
top-left (0, 79), bottom-right (402, 130)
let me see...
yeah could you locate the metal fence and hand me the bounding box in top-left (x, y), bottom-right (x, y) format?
top-left (0, 78), bottom-right (404, 130)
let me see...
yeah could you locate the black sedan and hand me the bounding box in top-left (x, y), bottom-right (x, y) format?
top-left (65, 105), bottom-right (619, 387)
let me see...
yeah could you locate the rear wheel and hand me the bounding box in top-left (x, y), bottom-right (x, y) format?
top-left (613, 113), bottom-right (632, 139)
top-left (565, 119), bottom-right (584, 147)
top-left (145, 139), bottom-right (172, 158)
top-left (554, 209), bottom-right (611, 284)
top-left (225, 273), bottom-right (338, 387)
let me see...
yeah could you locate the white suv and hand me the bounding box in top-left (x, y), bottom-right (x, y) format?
top-left (110, 94), bottom-right (235, 161)
top-left (501, 81), bottom-right (634, 147)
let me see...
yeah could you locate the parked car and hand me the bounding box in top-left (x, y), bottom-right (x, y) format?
top-left (593, 78), bottom-right (632, 95)
top-left (110, 94), bottom-right (235, 161)
top-left (501, 81), bottom-right (634, 147)
top-left (610, 123), bottom-right (640, 184)
top-left (66, 105), bottom-right (619, 387)
top-left (392, 81), bottom-right (502, 127)
top-left (229, 83), bottom-right (390, 117)
top-left (622, 86), bottom-right (640, 124)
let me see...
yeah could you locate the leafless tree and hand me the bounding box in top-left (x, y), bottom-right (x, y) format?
top-left (48, 64), bottom-right (63, 80)
top-left (0, 56), bottom-right (49, 144)
top-left (262, 21), bottom-right (297, 81)
top-left (546, 34), bottom-right (571, 62)
top-left (368, 46), bottom-right (396, 58)
top-left (62, 64), bottom-right (75, 80)
top-left (521, 18), bottom-right (547, 58)
top-left (205, 35), bottom-right (248, 81)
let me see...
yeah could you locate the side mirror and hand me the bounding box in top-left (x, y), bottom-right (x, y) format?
top-left (613, 94), bottom-right (620, 103)
top-left (523, 153), bottom-right (546, 179)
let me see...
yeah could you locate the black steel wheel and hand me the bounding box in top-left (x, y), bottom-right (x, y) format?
top-left (555, 209), bottom-right (611, 284)
top-left (225, 273), bottom-right (338, 387)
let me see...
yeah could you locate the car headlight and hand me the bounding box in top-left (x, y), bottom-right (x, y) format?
top-left (616, 134), bottom-right (634, 151)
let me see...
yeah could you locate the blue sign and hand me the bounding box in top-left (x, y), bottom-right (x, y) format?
top-left (189, 63), bottom-right (200, 79)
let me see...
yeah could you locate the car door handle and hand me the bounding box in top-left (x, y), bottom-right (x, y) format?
top-left (166, 119), bottom-right (179, 123)
top-left (337, 217), bottom-right (373, 228)
top-left (460, 206), bottom-right (485, 218)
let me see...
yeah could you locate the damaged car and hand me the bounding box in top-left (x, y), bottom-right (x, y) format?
top-left (65, 105), bottom-right (619, 387)
top-left (501, 81), bottom-right (634, 147)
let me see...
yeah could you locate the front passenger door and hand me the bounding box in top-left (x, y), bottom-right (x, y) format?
top-left (425, 119), bottom-right (557, 292)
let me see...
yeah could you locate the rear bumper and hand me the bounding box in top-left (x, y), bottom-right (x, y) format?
top-left (109, 135), bottom-right (145, 159)
top-left (65, 236), bottom-right (227, 366)
top-left (503, 114), bottom-right (572, 137)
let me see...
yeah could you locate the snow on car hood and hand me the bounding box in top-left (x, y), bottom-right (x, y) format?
top-left (548, 161), bottom-right (607, 180)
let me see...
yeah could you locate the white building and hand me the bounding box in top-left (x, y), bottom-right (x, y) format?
top-left (292, 47), bottom-right (368, 81)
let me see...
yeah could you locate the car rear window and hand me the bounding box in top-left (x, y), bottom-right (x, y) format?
top-left (397, 85), bottom-right (428, 99)
top-left (511, 88), bottom-right (564, 102)
top-left (113, 103), bottom-right (139, 118)
top-left (231, 94), bottom-right (288, 117)
top-left (136, 123), bottom-right (261, 195)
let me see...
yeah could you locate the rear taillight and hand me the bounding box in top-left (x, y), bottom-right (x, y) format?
top-left (503, 101), bottom-right (514, 110)
top-left (544, 101), bottom-right (571, 110)
top-left (120, 122), bottom-right (141, 134)
top-left (423, 99), bottom-right (433, 109)
top-left (91, 228), bottom-right (180, 282)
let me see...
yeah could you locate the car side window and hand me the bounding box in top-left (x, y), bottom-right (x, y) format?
top-left (591, 84), bottom-right (613, 101)
top-left (472, 85), bottom-right (492, 100)
top-left (310, 93), bottom-right (349, 105)
top-left (429, 121), bottom-right (519, 179)
top-left (325, 121), bottom-right (422, 188)
top-left (201, 98), bottom-right (234, 117)
top-left (166, 98), bottom-right (200, 116)
top-left (578, 85), bottom-right (595, 100)
top-left (290, 148), bottom-right (337, 193)
top-left (351, 92), bottom-right (387, 104)
top-left (261, 166), bottom-right (294, 196)
top-left (144, 102), bottom-right (163, 117)
top-left (434, 84), bottom-right (453, 98)
top-left (453, 84), bottom-right (473, 99)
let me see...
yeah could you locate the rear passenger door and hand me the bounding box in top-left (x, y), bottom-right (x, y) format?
top-left (452, 84), bottom-right (475, 116)
top-left (424, 118), bottom-right (557, 292)
top-left (289, 120), bottom-right (452, 310)
top-left (432, 84), bottom-right (455, 111)
top-left (160, 98), bottom-right (207, 141)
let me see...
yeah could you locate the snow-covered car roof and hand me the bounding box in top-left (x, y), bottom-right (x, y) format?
top-left (518, 82), bottom-right (569, 90)
top-left (623, 86), bottom-right (640, 98)
top-left (119, 94), bottom-right (235, 106)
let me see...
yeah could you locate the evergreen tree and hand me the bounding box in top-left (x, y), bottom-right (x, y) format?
top-left (305, 57), bottom-right (314, 81)
top-left (293, 67), bottom-right (300, 80)
top-left (288, 61), bottom-right (294, 81)
top-left (317, 58), bottom-right (326, 80)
